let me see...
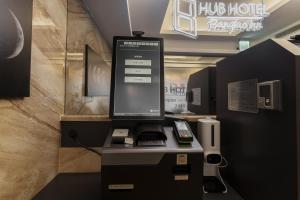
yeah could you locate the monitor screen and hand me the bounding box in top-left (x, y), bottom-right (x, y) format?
top-left (110, 36), bottom-right (164, 119)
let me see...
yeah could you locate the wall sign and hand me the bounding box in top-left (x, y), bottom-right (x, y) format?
top-left (164, 67), bottom-right (200, 114)
top-left (173, 0), bottom-right (270, 38)
top-left (165, 80), bottom-right (187, 113)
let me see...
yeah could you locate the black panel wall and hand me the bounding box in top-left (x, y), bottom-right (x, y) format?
top-left (296, 55), bottom-right (300, 197)
top-left (217, 39), bottom-right (299, 200)
top-left (61, 121), bottom-right (112, 147)
top-left (187, 67), bottom-right (216, 115)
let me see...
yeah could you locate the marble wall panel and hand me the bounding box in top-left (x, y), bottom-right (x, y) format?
top-left (65, 0), bottom-right (112, 115)
top-left (58, 148), bottom-right (101, 173)
top-left (0, 0), bottom-right (67, 199)
top-left (0, 108), bottom-right (59, 200)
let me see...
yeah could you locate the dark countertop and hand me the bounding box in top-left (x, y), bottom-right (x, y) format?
top-left (33, 173), bottom-right (244, 200)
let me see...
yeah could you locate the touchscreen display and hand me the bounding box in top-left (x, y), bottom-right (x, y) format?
top-left (112, 39), bottom-right (162, 117)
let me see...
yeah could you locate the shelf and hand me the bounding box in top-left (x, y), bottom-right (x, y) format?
top-left (166, 114), bottom-right (216, 122)
top-left (60, 114), bottom-right (216, 122)
top-left (60, 115), bottom-right (110, 122)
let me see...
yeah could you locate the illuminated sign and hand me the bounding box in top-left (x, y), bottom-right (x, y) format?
top-left (173, 0), bottom-right (198, 38)
top-left (173, 0), bottom-right (270, 38)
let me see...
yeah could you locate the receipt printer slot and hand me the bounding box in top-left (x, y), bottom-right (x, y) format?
top-left (173, 165), bottom-right (191, 175)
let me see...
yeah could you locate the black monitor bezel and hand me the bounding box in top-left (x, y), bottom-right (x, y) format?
top-left (109, 36), bottom-right (165, 120)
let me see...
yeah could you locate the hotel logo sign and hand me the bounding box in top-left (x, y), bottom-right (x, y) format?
top-left (173, 0), bottom-right (270, 38)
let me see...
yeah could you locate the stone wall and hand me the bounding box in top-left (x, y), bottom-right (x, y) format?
top-left (0, 0), bottom-right (67, 199)
top-left (65, 0), bottom-right (111, 115)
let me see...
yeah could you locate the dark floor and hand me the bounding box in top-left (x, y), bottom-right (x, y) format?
top-left (33, 173), bottom-right (244, 200)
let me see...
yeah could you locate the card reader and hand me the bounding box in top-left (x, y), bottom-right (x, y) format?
top-left (174, 121), bottom-right (194, 144)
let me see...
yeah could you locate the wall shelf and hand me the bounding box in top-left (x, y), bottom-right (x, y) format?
top-left (60, 114), bottom-right (216, 122)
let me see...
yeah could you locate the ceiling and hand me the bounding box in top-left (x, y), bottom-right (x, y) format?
top-left (83, 0), bottom-right (300, 55)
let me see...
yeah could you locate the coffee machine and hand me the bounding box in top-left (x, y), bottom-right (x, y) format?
top-left (197, 118), bottom-right (227, 193)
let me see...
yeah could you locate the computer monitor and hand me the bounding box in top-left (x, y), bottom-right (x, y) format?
top-left (109, 36), bottom-right (164, 120)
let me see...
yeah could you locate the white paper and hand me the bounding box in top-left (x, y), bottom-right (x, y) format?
top-left (112, 129), bottom-right (129, 137)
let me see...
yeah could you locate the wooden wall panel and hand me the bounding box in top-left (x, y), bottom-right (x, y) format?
top-left (59, 148), bottom-right (101, 173)
top-left (0, 0), bottom-right (67, 199)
